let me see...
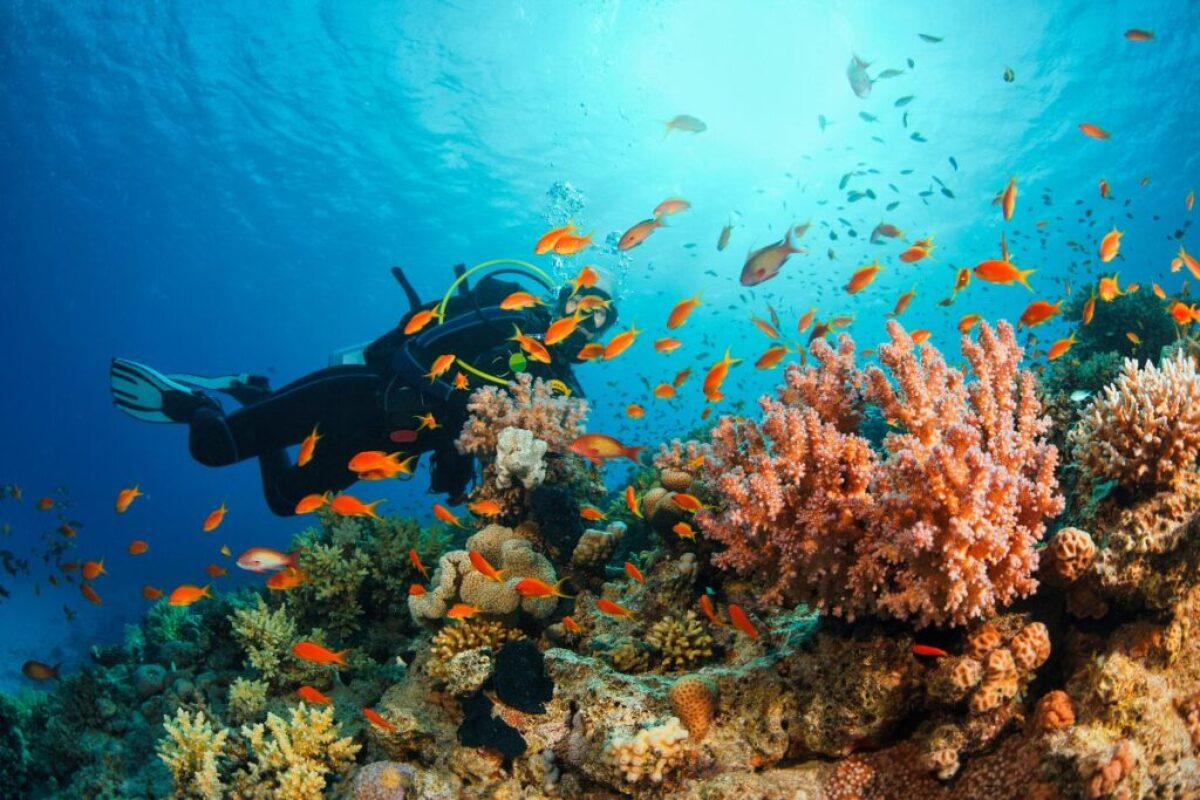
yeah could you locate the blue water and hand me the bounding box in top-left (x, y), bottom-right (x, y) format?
top-left (1, 0), bottom-right (1197, 690)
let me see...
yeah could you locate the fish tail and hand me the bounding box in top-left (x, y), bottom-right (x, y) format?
top-left (623, 446), bottom-right (646, 465)
top-left (1018, 268), bottom-right (1036, 291)
top-left (554, 579), bottom-right (575, 599)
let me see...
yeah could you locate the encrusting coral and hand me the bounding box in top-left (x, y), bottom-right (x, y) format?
top-left (157, 708), bottom-right (228, 800)
top-left (1070, 351), bottom-right (1200, 493)
top-left (698, 321), bottom-right (1063, 627)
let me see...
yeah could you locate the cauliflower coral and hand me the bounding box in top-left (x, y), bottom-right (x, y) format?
top-left (697, 321), bottom-right (1063, 628)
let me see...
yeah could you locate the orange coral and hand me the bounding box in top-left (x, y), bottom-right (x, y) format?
top-left (669, 676), bottom-right (717, 741)
top-left (1032, 690), bottom-right (1075, 734)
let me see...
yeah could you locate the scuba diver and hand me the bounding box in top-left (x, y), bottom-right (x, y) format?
top-left (109, 260), bottom-right (617, 516)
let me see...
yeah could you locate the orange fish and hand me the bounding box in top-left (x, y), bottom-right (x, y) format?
top-left (618, 218), bottom-right (663, 251)
top-left (625, 403), bottom-right (645, 420)
top-left (511, 326), bottom-right (552, 364)
top-left (1126, 331), bottom-right (1141, 346)
top-left (202, 502), bottom-right (227, 533)
top-left (446, 603), bottom-right (481, 620)
top-left (115, 485), bottom-right (142, 513)
top-left (1047, 332), bottom-right (1078, 361)
top-left (453, 372), bottom-right (470, 391)
top-left (408, 583), bottom-right (426, 596)
top-left (1078, 123), bottom-right (1111, 140)
top-left (595, 598), bottom-right (634, 619)
top-left (654, 197), bottom-right (691, 218)
top-left (1099, 227), bottom-right (1123, 263)
top-left (433, 503), bottom-right (466, 528)
top-left (1125, 282), bottom-right (1140, 295)
top-left (545, 313), bottom-right (584, 346)
top-left (1153, 283), bottom-right (1167, 300)
top-left (298, 425), bottom-right (321, 467)
top-left (699, 594), bottom-right (722, 626)
top-left (1170, 302), bottom-right (1196, 326)
top-left (468, 499), bottom-right (502, 517)
top-left (727, 603), bottom-right (759, 638)
top-left (652, 383), bottom-right (676, 400)
top-left (912, 644), bottom-right (949, 658)
top-left (562, 615), bottom-right (582, 633)
top-left (348, 450), bottom-right (413, 477)
top-left (667, 293), bottom-right (702, 329)
top-left (654, 337), bottom-right (683, 354)
top-left (899, 239), bottom-right (934, 263)
top-left (82, 560), bottom-right (106, 581)
top-left (755, 345), bottom-right (789, 370)
top-left (205, 564), bottom-right (228, 578)
top-left (1082, 292), bottom-right (1097, 324)
top-left (1018, 299), bottom-right (1064, 329)
top-left (625, 485), bottom-right (642, 518)
top-left (750, 316), bottom-right (780, 339)
top-left (168, 584), bottom-right (211, 607)
top-left (579, 505), bottom-right (607, 521)
top-left (888, 286), bottom-right (917, 318)
top-left (58, 524), bottom-right (77, 538)
top-left (1098, 274), bottom-right (1122, 302)
top-left (1001, 177), bottom-right (1017, 221)
top-left (127, 540), bottom-right (149, 556)
top-left (469, 550), bottom-right (505, 582)
top-left (973, 259), bottom-right (1034, 290)
top-left (414, 412), bottom-right (441, 431)
top-left (797, 307), bottom-right (817, 333)
top-left (911, 329), bottom-right (932, 344)
top-left (425, 353), bottom-right (457, 381)
top-left (297, 686), bottom-right (333, 705)
top-left (673, 521), bottom-right (696, 539)
top-left (577, 342), bottom-right (607, 361)
top-left (220, 545), bottom-right (231, 557)
top-left (515, 577), bottom-right (573, 599)
top-left (1177, 247), bottom-right (1200, 279)
top-left (294, 493), bottom-right (329, 515)
top-left (553, 231), bottom-right (593, 256)
top-left (703, 348), bottom-right (741, 401)
top-left (568, 434), bottom-right (643, 465)
top-left (60, 562), bottom-right (78, 572)
top-left (237, 546), bottom-right (296, 573)
top-left (672, 493), bottom-right (704, 512)
top-left (957, 313), bottom-right (983, 334)
top-left (534, 222), bottom-right (576, 255)
top-left (330, 494), bottom-right (383, 520)
top-left (575, 294), bottom-right (610, 314)
top-left (36, 496), bottom-right (54, 511)
top-left (81, 583), bottom-right (102, 605)
top-left (403, 308), bottom-right (437, 335)
top-left (292, 641), bottom-right (348, 666)
top-left (1188, 191), bottom-right (1195, 212)
top-left (22, 660), bottom-right (60, 681)
top-left (1098, 178), bottom-right (1110, 199)
top-left (363, 708), bottom-right (396, 732)
top-left (1124, 28), bottom-right (1154, 41)
top-left (142, 586), bottom-right (163, 600)
top-left (603, 323), bottom-right (642, 360)
top-left (623, 561), bottom-right (645, 585)
top-left (500, 290), bottom-right (543, 311)
top-left (672, 368), bottom-right (691, 388)
top-left (569, 265), bottom-right (600, 295)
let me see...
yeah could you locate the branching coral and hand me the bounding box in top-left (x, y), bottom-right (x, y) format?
top-left (456, 372), bottom-right (589, 455)
top-left (229, 596), bottom-right (298, 685)
top-left (1069, 352), bottom-right (1200, 493)
top-left (294, 540), bottom-right (371, 637)
top-left (426, 618), bottom-right (523, 681)
top-left (645, 612), bottom-right (714, 671)
top-left (232, 704), bottom-right (360, 800)
top-left (697, 321), bottom-right (1064, 627)
top-left (228, 677), bottom-right (269, 725)
top-left (157, 709), bottom-right (228, 800)
top-left (778, 333), bottom-right (866, 433)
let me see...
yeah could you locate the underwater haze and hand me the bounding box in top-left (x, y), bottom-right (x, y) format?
top-left (2, 0), bottom-right (1200, 797)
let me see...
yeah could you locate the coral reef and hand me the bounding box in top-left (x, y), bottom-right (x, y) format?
top-left (233, 704), bottom-right (360, 799)
top-left (645, 612), bottom-right (714, 671)
top-left (227, 676), bottom-right (269, 724)
top-left (602, 717), bottom-right (690, 786)
top-left (157, 709), bottom-right (228, 800)
top-left (494, 426), bottom-right (548, 490)
top-left (698, 321), bottom-right (1063, 627)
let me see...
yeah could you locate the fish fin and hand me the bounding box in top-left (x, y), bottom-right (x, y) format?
top-left (623, 446), bottom-right (646, 464)
top-left (1018, 268), bottom-right (1037, 291)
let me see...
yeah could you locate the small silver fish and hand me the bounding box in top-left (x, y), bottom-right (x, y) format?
top-left (1069, 390), bottom-right (1092, 403)
top-left (847, 55), bottom-right (873, 99)
top-left (717, 218), bottom-right (734, 251)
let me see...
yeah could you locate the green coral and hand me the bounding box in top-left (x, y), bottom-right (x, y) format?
top-left (227, 677), bottom-right (269, 725)
top-left (296, 540), bottom-right (371, 637)
top-left (157, 708), bottom-right (228, 800)
top-left (229, 596), bottom-right (298, 686)
top-left (231, 704), bottom-right (360, 800)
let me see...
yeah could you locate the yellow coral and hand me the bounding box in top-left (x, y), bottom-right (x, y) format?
top-left (602, 717), bottom-right (690, 784)
top-left (157, 708), bottom-right (229, 800)
top-left (646, 612), bottom-right (714, 671)
top-left (294, 541), bottom-right (371, 636)
top-left (228, 677), bottom-right (269, 724)
top-left (426, 619), bottom-right (524, 681)
top-left (232, 704), bottom-right (360, 800)
top-left (229, 596), bottom-right (297, 685)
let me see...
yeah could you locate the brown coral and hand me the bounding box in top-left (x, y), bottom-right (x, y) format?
top-left (1032, 690), bottom-right (1075, 734)
top-left (660, 468), bottom-right (694, 493)
top-left (426, 619), bottom-right (523, 680)
top-left (1069, 351), bottom-right (1200, 493)
top-left (645, 611), bottom-right (715, 671)
top-left (669, 676), bottom-right (717, 741)
top-left (1044, 527), bottom-right (1097, 584)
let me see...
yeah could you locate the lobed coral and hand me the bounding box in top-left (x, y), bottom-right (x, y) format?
top-left (1069, 352), bottom-right (1200, 493)
top-left (698, 321), bottom-right (1063, 627)
top-left (425, 618), bottom-right (523, 681)
top-left (645, 612), bottom-right (715, 671)
top-left (157, 709), bottom-right (228, 800)
top-left (602, 717), bottom-right (690, 785)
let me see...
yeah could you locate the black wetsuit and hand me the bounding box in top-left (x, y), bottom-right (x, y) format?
top-left (187, 273), bottom-right (587, 516)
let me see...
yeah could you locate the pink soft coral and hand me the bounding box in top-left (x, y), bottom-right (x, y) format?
top-left (696, 321), bottom-right (1064, 628)
top-left (455, 372), bottom-right (589, 456)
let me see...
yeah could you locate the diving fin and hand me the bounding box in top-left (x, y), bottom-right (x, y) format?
top-left (109, 358), bottom-right (221, 423)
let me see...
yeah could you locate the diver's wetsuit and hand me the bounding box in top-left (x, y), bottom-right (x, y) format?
top-left (187, 272), bottom-right (588, 516)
